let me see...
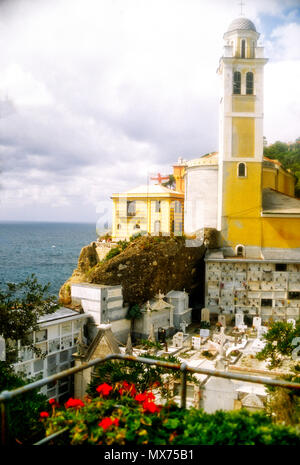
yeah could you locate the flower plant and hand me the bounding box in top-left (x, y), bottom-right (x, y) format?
top-left (40, 382), bottom-right (300, 445)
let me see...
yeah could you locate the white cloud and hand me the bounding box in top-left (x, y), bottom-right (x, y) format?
top-left (0, 0), bottom-right (299, 221)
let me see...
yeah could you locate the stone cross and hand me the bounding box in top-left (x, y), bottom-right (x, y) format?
top-left (218, 327), bottom-right (226, 357)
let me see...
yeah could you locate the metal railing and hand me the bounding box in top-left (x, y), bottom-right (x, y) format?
top-left (1, 353), bottom-right (300, 445)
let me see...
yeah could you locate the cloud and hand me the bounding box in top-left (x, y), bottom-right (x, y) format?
top-left (0, 0), bottom-right (299, 221)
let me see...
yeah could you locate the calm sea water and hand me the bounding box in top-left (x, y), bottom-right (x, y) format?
top-left (0, 222), bottom-right (97, 296)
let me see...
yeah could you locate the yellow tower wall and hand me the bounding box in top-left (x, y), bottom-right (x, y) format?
top-left (221, 161), bottom-right (262, 247)
top-left (232, 117), bottom-right (255, 158)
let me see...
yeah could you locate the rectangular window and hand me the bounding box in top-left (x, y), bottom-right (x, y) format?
top-left (275, 264), bottom-right (287, 272)
top-left (127, 200), bottom-right (136, 217)
top-left (155, 200), bottom-right (161, 213)
top-left (233, 71), bottom-right (241, 95)
top-left (261, 298), bottom-right (272, 307)
top-left (288, 292), bottom-right (300, 300)
top-left (35, 329), bottom-right (47, 343)
top-left (175, 201), bottom-right (182, 213)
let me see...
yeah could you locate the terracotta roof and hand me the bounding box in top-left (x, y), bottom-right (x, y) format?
top-left (262, 188), bottom-right (300, 215)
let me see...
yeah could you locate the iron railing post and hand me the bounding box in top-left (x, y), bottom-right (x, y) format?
top-left (180, 362), bottom-right (187, 409)
top-left (0, 393), bottom-right (9, 446)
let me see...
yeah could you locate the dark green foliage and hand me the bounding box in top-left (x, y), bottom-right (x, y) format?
top-left (200, 321), bottom-right (210, 329)
top-left (0, 274), bottom-right (58, 357)
top-left (126, 304), bottom-right (143, 321)
top-left (264, 138), bottom-right (300, 197)
top-left (162, 174), bottom-right (176, 190)
top-left (0, 362), bottom-right (48, 445)
top-left (174, 408), bottom-right (300, 445)
top-left (256, 320), bottom-right (300, 368)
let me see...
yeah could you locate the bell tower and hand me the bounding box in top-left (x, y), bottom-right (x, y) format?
top-left (217, 17), bottom-right (268, 256)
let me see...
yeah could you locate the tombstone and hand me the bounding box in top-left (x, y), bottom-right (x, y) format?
top-left (192, 336), bottom-right (201, 350)
top-left (173, 332), bottom-right (184, 348)
top-left (253, 317), bottom-right (261, 330)
top-left (200, 329), bottom-right (210, 338)
top-left (241, 393), bottom-right (264, 411)
top-left (148, 323), bottom-right (156, 343)
top-left (218, 314), bottom-right (226, 328)
top-left (257, 325), bottom-right (268, 339)
top-left (180, 321), bottom-right (188, 334)
top-left (235, 313), bottom-right (244, 327)
top-left (0, 335), bottom-right (5, 362)
top-left (287, 318), bottom-right (296, 328)
top-left (201, 308), bottom-right (210, 323)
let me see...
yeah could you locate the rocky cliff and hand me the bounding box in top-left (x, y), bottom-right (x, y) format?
top-left (59, 232), bottom-right (216, 307)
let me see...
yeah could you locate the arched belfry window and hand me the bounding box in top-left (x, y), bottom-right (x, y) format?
top-left (236, 244), bottom-right (245, 257)
top-left (233, 71), bottom-right (241, 94)
top-left (238, 162), bottom-right (246, 177)
top-left (246, 72), bottom-right (254, 95)
top-left (241, 39), bottom-right (246, 58)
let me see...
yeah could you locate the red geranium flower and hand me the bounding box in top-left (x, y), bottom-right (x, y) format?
top-left (146, 392), bottom-right (155, 401)
top-left (96, 383), bottom-right (113, 396)
top-left (98, 417), bottom-right (119, 430)
top-left (49, 398), bottom-right (59, 407)
top-left (142, 401), bottom-right (160, 414)
top-left (119, 381), bottom-right (136, 397)
top-left (65, 398), bottom-right (85, 409)
top-left (135, 393), bottom-right (148, 403)
top-left (40, 411), bottom-right (49, 418)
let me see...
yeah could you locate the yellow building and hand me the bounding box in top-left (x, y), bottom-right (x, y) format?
top-left (111, 184), bottom-right (184, 241)
top-left (201, 16), bottom-right (300, 321)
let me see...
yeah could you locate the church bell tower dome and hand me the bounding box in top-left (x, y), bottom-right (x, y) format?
top-left (226, 17), bottom-right (257, 33)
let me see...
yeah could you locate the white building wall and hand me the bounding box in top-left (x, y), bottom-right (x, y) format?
top-left (184, 167), bottom-right (218, 234)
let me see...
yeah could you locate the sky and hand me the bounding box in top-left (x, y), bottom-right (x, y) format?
top-left (0, 0), bottom-right (300, 225)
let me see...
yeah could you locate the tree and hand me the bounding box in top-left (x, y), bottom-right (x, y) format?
top-left (162, 174), bottom-right (176, 190)
top-left (0, 274), bottom-right (59, 360)
top-left (0, 362), bottom-right (49, 444)
top-left (263, 138), bottom-right (300, 197)
top-left (256, 320), bottom-right (300, 369)
top-left (125, 303), bottom-right (143, 342)
top-left (256, 320), bottom-right (300, 425)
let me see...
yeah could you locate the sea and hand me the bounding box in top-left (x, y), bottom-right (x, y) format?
top-left (0, 222), bottom-right (97, 297)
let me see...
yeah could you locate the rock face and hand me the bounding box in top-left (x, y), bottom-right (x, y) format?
top-left (59, 235), bottom-right (207, 306)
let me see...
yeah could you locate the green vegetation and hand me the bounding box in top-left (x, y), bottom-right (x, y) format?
top-left (162, 174), bottom-right (176, 190)
top-left (0, 274), bottom-right (58, 358)
top-left (264, 137), bottom-right (300, 197)
top-left (256, 320), bottom-right (300, 368)
top-left (256, 320), bottom-right (300, 425)
top-left (0, 362), bottom-right (48, 445)
top-left (41, 382), bottom-right (300, 445)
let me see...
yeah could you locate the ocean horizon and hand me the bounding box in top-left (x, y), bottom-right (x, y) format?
top-left (0, 221), bottom-right (97, 297)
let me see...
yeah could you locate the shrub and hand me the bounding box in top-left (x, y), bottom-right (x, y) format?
top-left (104, 247), bottom-right (121, 261)
top-left (0, 362), bottom-right (49, 445)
